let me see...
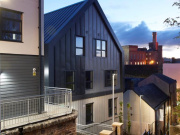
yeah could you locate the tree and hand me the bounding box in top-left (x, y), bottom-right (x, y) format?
top-left (164, 1), bottom-right (180, 38)
top-left (174, 89), bottom-right (180, 123)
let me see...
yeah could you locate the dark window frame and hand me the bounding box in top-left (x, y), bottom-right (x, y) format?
top-left (85, 71), bottom-right (93, 90)
top-left (95, 39), bottom-right (107, 57)
top-left (0, 7), bottom-right (23, 42)
top-left (108, 98), bottom-right (117, 117)
top-left (76, 36), bottom-right (85, 56)
top-left (105, 70), bottom-right (117, 87)
top-left (86, 103), bottom-right (93, 124)
top-left (65, 71), bottom-right (75, 91)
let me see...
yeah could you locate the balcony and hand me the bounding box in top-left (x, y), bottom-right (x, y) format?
top-left (0, 87), bottom-right (72, 131)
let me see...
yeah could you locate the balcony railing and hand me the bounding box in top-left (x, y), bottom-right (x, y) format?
top-left (1, 87), bottom-right (72, 130)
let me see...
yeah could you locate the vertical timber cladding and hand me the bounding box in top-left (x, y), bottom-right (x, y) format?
top-left (84, 5), bottom-right (121, 93)
top-left (50, 3), bottom-right (121, 94)
top-left (0, 54), bottom-right (40, 100)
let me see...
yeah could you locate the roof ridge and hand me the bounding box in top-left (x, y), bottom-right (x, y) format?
top-left (45, 0), bottom-right (85, 15)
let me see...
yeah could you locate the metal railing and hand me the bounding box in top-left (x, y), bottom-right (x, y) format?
top-left (1, 87), bottom-right (72, 130)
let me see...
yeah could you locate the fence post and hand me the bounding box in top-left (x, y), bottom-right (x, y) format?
top-left (3, 103), bottom-right (5, 129)
top-left (28, 99), bottom-right (30, 123)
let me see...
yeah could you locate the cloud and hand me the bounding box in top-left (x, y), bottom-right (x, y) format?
top-left (111, 21), bottom-right (180, 46)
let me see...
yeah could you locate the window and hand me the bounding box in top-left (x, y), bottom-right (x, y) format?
top-left (76, 36), bottom-right (84, 56)
top-left (0, 8), bottom-right (22, 42)
top-left (105, 70), bottom-right (117, 87)
top-left (96, 40), bottom-right (107, 57)
top-left (86, 71), bottom-right (93, 89)
top-left (149, 53), bottom-right (151, 55)
top-left (86, 103), bottom-right (93, 124)
top-left (66, 71), bottom-right (74, 90)
top-left (108, 98), bottom-right (117, 117)
top-left (134, 54), bottom-right (136, 60)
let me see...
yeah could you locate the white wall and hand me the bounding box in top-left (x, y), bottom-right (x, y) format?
top-left (123, 90), bottom-right (155, 135)
top-left (72, 93), bottom-right (123, 125)
top-left (0, 0), bottom-right (43, 55)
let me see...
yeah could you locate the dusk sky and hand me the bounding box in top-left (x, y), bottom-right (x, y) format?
top-left (44, 0), bottom-right (180, 58)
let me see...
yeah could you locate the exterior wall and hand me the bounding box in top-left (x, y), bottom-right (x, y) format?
top-left (72, 93), bottom-right (123, 125)
top-left (123, 90), bottom-right (155, 135)
top-left (45, 4), bottom-right (122, 95)
top-left (2, 110), bottom-right (78, 135)
top-left (0, 54), bottom-right (40, 99)
top-left (0, 0), bottom-right (41, 55)
top-left (163, 63), bottom-right (180, 89)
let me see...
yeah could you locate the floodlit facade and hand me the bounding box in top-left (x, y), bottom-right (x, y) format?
top-left (122, 32), bottom-right (163, 67)
top-left (0, 0), bottom-right (44, 99)
top-left (44, 0), bottom-right (124, 125)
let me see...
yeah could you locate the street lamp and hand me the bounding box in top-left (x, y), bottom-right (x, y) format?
top-left (112, 73), bottom-right (117, 123)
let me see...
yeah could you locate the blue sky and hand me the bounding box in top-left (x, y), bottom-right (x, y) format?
top-left (44, 0), bottom-right (180, 58)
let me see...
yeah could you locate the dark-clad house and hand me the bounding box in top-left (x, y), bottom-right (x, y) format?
top-left (44, 0), bottom-right (124, 125)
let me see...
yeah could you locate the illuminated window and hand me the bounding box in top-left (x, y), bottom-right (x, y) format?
top-left (135, 62), bottom-right (137, 65)
top-left (130, 62), bottom-right (132, 65)
top-left (66, 71), bottom-right (74, 90)
top-left (157, 62), bottom-right (158, 64)
top-left (126, 61), bottom-right (128, 65)
top-left (149, 53), bottom-right (151, 55)
top-left (146, 58), bottom-right (148, 60)
top-left (0, 8), bottom-right (22, 42)
top-left (105, 70), bottom-right (117, 87)
top-left (76, 36), bottom-right (84, 56)
top-left (96, 40), bottom-right (107, 57)
top-left (138, 62), bottom-right (139, 65)
top-left (140, 62), bottom-right (142, 65)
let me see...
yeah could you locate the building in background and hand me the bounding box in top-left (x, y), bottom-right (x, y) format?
top-left (0, 0), bottom-right (44, 99)
top-left (122, 32), bottom-right (163, 77)
top-left (122, 32), bottom-right (163, 66)
top-left (44, 0), bottom-right (124, 125)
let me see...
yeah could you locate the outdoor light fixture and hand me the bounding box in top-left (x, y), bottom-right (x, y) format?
top-left (112, 73), bottom-right (117, 123)
top-left (149, 60), bottom-right (155, 65)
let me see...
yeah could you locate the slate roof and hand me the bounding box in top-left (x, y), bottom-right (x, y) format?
top-left (134, 83), bottom-right (169, 110)
top-left (44, 0), bottom-right (124, 54)
top-left (154, 73), bottom-right (176, 84)
top-left (44, 1), bottom-right (85, 44)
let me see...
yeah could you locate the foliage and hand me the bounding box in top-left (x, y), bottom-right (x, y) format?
top-left (174, 88), bottom-right (180, 123)
top-left (127, 103), bottom-right (131, 134)
top-left (119, 101), bottom-right (123, 123)
top-left (164, 1), bottom-right (180, 39)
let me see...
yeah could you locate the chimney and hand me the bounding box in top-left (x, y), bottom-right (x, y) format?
top-left (153, 32), bottom-right (157, 44)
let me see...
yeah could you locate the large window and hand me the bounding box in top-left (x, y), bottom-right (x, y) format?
top-left (86, 71), bottom-right (93, 89)
top-left (0, 8), bottom-right (22, 42)
top-left (76, 36), bottom-right (84, 56)
top-left (105, 70), bottom-right (117, 87)
top-left (86, 103), bottom-right (93, 124)
top-left (96, 40), bottom-right (107, 57)
top-left (108, 98), bottom-right (117, 117)
top-left (66, 71), bottom-right (74, 90)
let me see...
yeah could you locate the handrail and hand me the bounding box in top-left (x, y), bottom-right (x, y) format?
top-left (1, 87), bottom-right (72, 130)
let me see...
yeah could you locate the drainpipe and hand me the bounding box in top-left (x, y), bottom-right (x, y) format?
top-left (39, 0), bottom-right (43, 95)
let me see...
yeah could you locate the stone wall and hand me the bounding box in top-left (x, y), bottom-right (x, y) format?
top-left (2, 110), bottom-right (78, 135)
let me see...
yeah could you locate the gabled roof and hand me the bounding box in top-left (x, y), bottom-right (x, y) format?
top-left (44, 0), bottom-right (123, 53)
top-left (134, 83), bottom-right (169, 110)
top-left (154, 73), bottom-right (176, 84)
top-left (44, 1), bottom-right (85, 44)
